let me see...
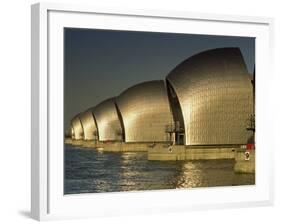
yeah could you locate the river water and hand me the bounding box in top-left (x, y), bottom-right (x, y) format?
top-left (64, 144), bottom-right (255, 194)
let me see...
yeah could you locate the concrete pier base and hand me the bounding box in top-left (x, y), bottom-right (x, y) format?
top-left (65, 139), bottom-right (255, 172)
top-left (65, 139), bottom-right (153, 152)
top-left (148, 145), bottom-right (236, 161)
top-left (234, 149), bottom-right (255, 173)
top-left (67, 139), bottom-right (84, 146)
top-left (64, 138), bottom-right (73, 144)
top-left (95, 142), bottom-right (151, 152)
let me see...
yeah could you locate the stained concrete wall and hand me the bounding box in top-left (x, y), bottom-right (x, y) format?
top-left (234, 149), bottom-right (255, 173)
top-left (148, 145), bottom-right (236, 161)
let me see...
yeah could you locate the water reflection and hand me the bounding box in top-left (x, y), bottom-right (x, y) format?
top-left (64, 144), bottom-right (255, 194)
top-left (175, 162), bottom-right (205, 188)
top-left (119, 153), bottom-right (139, 191)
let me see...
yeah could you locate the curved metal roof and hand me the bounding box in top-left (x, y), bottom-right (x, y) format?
top-left (166, 48), bottom-right (253, 145)
top-left (93, 98), bottom-right (123, 141)
top-left (79, 109), bottom-right (98, 140)
top-left (71, 115), bottom-right (84, 140)
top-left (70, 126), bottom-right (74, 139)
top-left (116, 80), bottom-right (174, 142)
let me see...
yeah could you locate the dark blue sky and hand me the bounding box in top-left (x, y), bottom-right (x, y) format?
top-left (64, 28), bottom-right (255, 130)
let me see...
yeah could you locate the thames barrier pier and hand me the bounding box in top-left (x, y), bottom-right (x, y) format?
top-left (66, 48), bottom-right (255, 174)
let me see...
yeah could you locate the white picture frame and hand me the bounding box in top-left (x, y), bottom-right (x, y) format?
top-left (31, 2), bottom-right (274, 221)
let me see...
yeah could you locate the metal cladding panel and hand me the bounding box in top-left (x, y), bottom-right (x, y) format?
top-left (71, 126), bottom-right (74, 139)
top-left (71, 116), bottom-right (84, 140)
top-left (93, 98), bottom-right (123, 141)
top-left (166, 48), bottom-right (254, 145)
top-left (116, 80), bottom-right (174, 142)
top-left (79, 110), bottom-right (97, 140)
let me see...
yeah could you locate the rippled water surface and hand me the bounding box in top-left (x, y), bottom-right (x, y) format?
top-left (64, 144), bottom-right (255, 194)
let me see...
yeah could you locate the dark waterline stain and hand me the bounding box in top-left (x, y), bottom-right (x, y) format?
top-left (64, 144), bottom-right (255, 194)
